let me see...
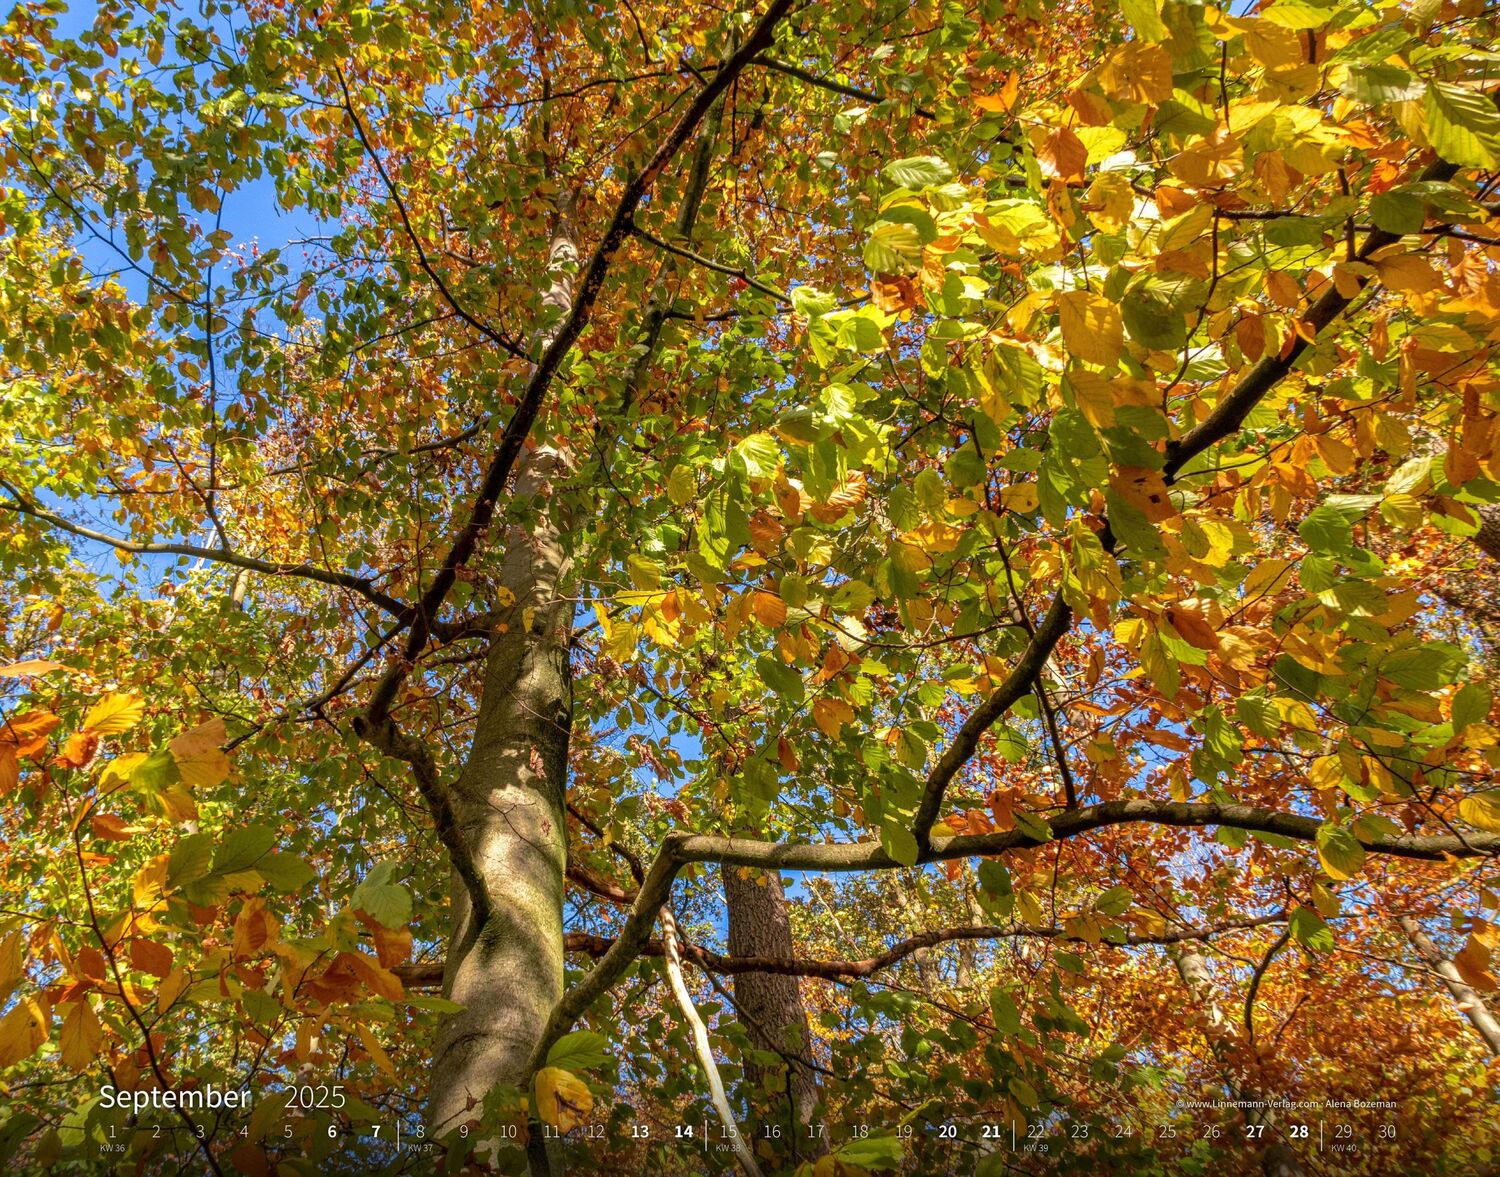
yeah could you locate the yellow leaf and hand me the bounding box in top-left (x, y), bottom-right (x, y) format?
top-left (812, 697), bottom-right (856, 739)
top-left (157, 967), bottom-right (190, 1015)
top-left (356, 1024), bottom-right (398, 1080)
top-left (0, 931), bottom-right (23, 998)
top-left (1374, 253), bottom-right (1441, 294)
top-left (168, 718), bottom-right (230, 787)
top-left (58, 999), bottom-right (103, 1073)
top-left (999, 483), bottom-right (1039, 513)
top-left (902, 521), bottom-right (961, 554)
top-left (0, 994), bottom-right (50, 1067)
top-left (84, 693), bottom-right (144, 736)
top-left (1057, 291), bottom-right (1123, 366)
top-left (1458, 791), bottom-right (1500, 833)
top-left (535, 1066), bottom-right (593, 1133)
top-left (1099, 41), bottom-right (1172, 104)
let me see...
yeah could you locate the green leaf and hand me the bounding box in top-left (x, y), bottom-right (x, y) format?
top-left (1342, 64), bottom-right (1423, 104)
top-left (1289, 905), bottom-right (1334, 953)
top-left (881, 156), bottom-right (953, 189)
top-left (989, 986), bottom-right (1022, 1035)
top-left (1298, 505), bottom-right (1353, 554)
top-left (1120, 0), bottom-right (1167, 40)
top-left (880, 822), bottom-right (920, 867)
top-left (1423, 83), bottom-right (1500, 169)
top-left (1451, 681), bottom-right (1492, 731)
top-left (756, 656), bottom-right (805, 701)
top-left (213, 825), bottom-right (277, 874)
top-left (837, 1133), bottom-right (904, 1170)
top-left (1008, 1076), bottom-right (1040, 1108)
top-left (545, 1030), bottom-right (610, 1073)
top-left (1368, 191), bottom-right (1426, 235)
top-left (352, 861), bottom-right (412, 929)
top-left (1316, 822), bottom-right (1366, 881)
top-left (1012, 811), bottom-right (1054, 843)
top-left (167, 833), bottom-right (215, 889)
top-left (257, 852), bottom-right (316, 894)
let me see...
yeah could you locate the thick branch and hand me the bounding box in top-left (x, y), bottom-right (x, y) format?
top-left (351, 714), bottom-right (493, 926)
top-left (1163, 158), bottom-right (1459, 480)
top-left (911, 591), bottom-right (1072, 848)
top-left (394, 914), bottom-right (1288, 988)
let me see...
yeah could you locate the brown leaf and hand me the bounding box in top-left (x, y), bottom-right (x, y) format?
top-left (130, 939), bottom-right (174, 979)
top-left (751, 590), bottom-right (787, 628)
top-left (1038, 127), bottom-right (1088, 183)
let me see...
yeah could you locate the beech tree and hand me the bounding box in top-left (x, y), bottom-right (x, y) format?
top-left (2, 0), bottom-right (1499, 1174)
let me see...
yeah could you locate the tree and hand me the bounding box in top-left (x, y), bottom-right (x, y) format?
top-left (2, 0), bottom-right (1499, 1173)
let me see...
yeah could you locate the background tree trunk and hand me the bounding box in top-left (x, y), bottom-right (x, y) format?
top-left (722, 863), bottom-right (828, 1159)
top-left (1172, 945), bottom-right (1306, 1177)
top-left (1398, 915), bottom-right (1500, 1056)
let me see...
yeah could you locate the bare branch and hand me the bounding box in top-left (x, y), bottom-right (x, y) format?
top-left (0, 480), bottom-right (410, 620)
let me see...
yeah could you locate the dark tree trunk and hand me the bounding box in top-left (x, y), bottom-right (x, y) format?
top-left (722, 863), bottom-right (828, 1158)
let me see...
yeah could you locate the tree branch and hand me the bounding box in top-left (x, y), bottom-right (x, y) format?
top-left (911, 591), bottom-right (1072, 849)
top-left (753, 54), bottom-right (936, 120)
top-left (366, 0), bottom-right (797, 717)
top-left (0, 480), bottom-right (410, 620)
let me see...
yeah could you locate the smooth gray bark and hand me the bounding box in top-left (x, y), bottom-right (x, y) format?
top-left (1172, 944), bottom-right (1307, 1177)
top-left (427, 213), bottom-right (579, 1143)
top-left (1398, 915), bottom-right (1500, 1056)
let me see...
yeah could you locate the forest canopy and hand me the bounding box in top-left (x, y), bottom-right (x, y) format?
top-left (1, 0), bottom-right (1499, 1173)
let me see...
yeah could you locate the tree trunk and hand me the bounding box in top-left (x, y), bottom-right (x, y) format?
top-left (722, 863), bottom-right (828, 1159)
top-left (1171, 945), bottom-right (1306, 1177)
top-left (1398, 915), bottom-right (1500, 1056)
top-left (427, 212), bottom-right (579, 1144)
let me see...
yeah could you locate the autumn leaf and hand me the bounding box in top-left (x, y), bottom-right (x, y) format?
top-left (0, 995), bottom-right (50, 1067)
top-left (812, 698), bottom-right (856, 739)
top-left (535, 1066), bottom-right (593, 1133)
top-left (1057, 291), bottom-right (1123, 366)
top-left (168, 717), bottom-right (231, 787)
top-left (1458, 791), bottom-right (1500, 832)
top-left (83, 693), bottom-right (144, 736)
top-left (1038, 127), bottom-right (1088, 182)
top-left (751, 590), bottom-right (788, 628)
top-left (58, 1000), bottom-right (103, 1072)
top-left (0, 659), bottom-right (65, 677)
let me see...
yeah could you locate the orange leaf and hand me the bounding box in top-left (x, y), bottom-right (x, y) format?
top-left (130, 939), bottom-right (174, 979)
top-left (812, 698), bottom-right (855, 739)
top-left (1038, 127), bottom-right (1088, 183)
top-left (343, 951), bottom-right (404, 1001)
top-left (751, 591), bottom-right (788, 628)
top-left (53, 730), bottom-right (101, 770)
top-left (975, 70), bottom-right (1021, 113)
top-left (232, 898), bottom-right (280, 961)
top-left (0, 659), bottom-right (65, 677)
top-left (91, 813), bottom-right (135, 842)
